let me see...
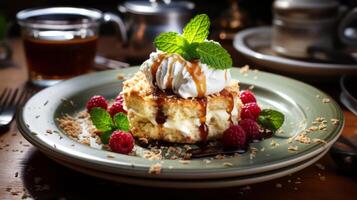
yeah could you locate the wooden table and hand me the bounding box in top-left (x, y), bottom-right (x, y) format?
top-left (1, 38), bottom-right (357, 200)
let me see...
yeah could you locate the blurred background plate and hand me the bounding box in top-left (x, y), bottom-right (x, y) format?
top-left (233, 27), bottom-right (357, 79)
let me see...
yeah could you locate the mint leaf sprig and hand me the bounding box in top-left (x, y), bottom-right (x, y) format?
top-left (257, 109), bottom-right (285, 132)
top-left (89, 107), bottom-right (129, 144)
top-left (154, 14), bottom-right (232, 70)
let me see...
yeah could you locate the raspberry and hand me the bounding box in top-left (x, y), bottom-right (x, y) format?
top-left (239, 119), bottom-right (261, 142)
top-left (109, 131), bottom-right (134, 154)
top-left (241, 102), bottom-right (261, 120)
top-left (108, 101), bottom-right (126, 116)
top-left (86, 95), bottom-right (108, 112)
top-left (115, 94), bottom-right (124, 104)
top-left (222, 125), bottom-right (247, 149)
top-left (240, 90), bottom-right (256, 104)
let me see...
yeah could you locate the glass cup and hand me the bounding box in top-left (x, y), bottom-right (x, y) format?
top-left (17, 7), bottom-right (127, 87)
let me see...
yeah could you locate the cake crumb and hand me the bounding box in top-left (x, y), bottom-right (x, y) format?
top-left (57, 115), bottom-right (82, 138)
top-left (240, 65), bottom-right (250, 74)
top-left (315, 163), bottom-right (325, 170)
top-left (143, 150), bottom-right (162, 160)
top-left (288, 145), bottom-right (298, 151)
top-left (223, 162), bottom-right (233, 167)
top-left (313, 138), bottom-right (327, 145)
top-left (270, 140), bottom-right (279, 147)
top-left (117, 73), bottom-right (126, 80)
top-left (322, 98), bottom-right (330, 103)
top-left (107, 154), bottom-right (115, 158)
top-left (149, 163), bottom-right (162, 174)
top-left (295, 133), bottom-right (311, 144)
top-left (203, 159), bottom-right (211, 164)
top-left (330, 118), bottom-right (339, 125)
top-left (179, 160), bottom-right (191, 165)
top-left (308, 126), bottom-right (318, 132)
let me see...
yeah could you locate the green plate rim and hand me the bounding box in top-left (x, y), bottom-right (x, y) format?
top-left (17, 67), bottom-right (344, 180)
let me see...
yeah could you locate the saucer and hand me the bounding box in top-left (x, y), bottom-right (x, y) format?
top-left (233, 26), bottom-right (357, 79)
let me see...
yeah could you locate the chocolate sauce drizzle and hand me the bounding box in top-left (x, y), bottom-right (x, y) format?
top-left (151, 54), bottom-right (168, 132)
top-left (198, 97), bottom-right (208, 142)
top-left (154, 88), bottom-right (167, 125)
top-left (220, 89), bottom-right (234, 124)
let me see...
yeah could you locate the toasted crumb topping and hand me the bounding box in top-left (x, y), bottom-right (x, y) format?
top-left (322, 98), bottom-right (330, 103)
top-left (313, 138), bottom-right (327, 145)
top-left (223, 162), bottom-right (233, 167)
top-left (179, 160), bottom-right (191, 165)
top-left (57, 115), bottom-right (82, 138)
top-left (330, 118), bottom-right (339, 125)
top-left (143, 150), bottom-right (162, 160)
top-left (149, 163), bottom-right (162, 174)
top-left (294, 133), bottom-right (311, 144)
top-left (288, 145), bottom-right (298, 151)
top-left (240, 65), bottom-right (250, 74)
top-left (270, 140), bottom-right (280, 148)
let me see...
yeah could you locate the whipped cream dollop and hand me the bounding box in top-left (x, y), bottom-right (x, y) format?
top-left (140, 51), bottom-right (232, 98)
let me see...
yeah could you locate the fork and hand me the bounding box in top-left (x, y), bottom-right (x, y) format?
top-left (0, 88), bottom-right (32, 130)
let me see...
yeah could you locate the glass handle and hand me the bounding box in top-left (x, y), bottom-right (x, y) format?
top-left (102, 12), bottom-right (128, 44)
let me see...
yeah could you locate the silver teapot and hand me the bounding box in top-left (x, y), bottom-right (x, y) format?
top-left (115, 0), bottom-right (195, 61)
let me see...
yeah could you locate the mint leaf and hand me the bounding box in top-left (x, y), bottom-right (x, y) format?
top-left (89, 108), bottom-right (114, 132)
top-left (196, 41), bottom-right (232, 69)
top-left (182, 14), bottom-right (210, 43)
top-left (257, 109), bottom-right (285, 132)
top-left (183, 43), bottom-right (200, 60)
top-left (154, 32), bottom-right (188, 54)
top-left (99, 131), bottom-right (113, 144)
top-left (113, 112), bottom-right (130, 132)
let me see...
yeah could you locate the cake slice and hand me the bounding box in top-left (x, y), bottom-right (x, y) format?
top-left (122, 70), bottom-right (242, 143)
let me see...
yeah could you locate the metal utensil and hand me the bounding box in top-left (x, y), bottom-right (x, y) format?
top-left (330, 135), bottom-right (357, 175)
top-left (330, 76), bottom-right (357, 174)
top-left (0, 88), bottom-right (33, 131)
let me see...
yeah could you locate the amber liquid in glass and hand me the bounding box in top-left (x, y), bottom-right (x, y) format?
top-left (23, 35), bottom-right (98, 81)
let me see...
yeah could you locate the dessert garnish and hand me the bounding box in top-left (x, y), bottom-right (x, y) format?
top-left (86, 95), bottom-right (133, 154)
top-left (109, 130), bottom-right (134, 154)
top-left (257, 109), bottom-right (285, 132)
top-left (154, 14), bottom-right (232, 69)
top-left (222, 125), bottom-right (247, 149)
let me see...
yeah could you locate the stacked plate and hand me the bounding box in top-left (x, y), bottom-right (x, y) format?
top-left (233, 26), bottom-right (357, 78)
top-left (17, 67), bottom-right (344, 188)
